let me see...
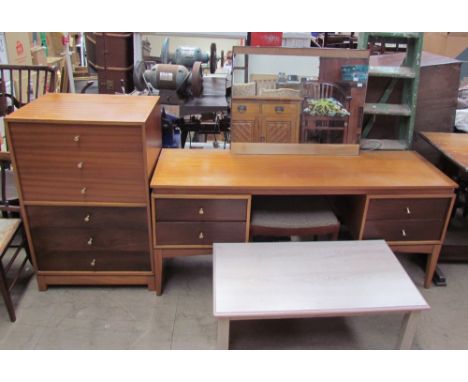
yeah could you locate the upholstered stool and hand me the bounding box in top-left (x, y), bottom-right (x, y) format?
top-left (250, 196), bottom-right (340, 241)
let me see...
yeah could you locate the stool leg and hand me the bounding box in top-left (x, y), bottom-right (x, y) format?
top-left (0, 261), bottom-right (16, 322)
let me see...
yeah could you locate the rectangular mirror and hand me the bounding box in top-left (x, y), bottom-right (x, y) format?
top-left (230, 46), bottom-right (369, 155)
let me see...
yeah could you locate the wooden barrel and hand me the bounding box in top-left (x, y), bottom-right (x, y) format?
top-left (86, 32), bottom-right (134, 94)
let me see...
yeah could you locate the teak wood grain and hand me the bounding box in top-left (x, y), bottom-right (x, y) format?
top-left (5, 93), bottom-right (159, 126)
top-left (420, 132), bottom-right (468, 173)
top-left (151, 149), bottom-right (457, 194)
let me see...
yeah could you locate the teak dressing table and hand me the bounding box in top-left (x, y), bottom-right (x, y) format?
top-left (151, 149), bottom-right (457, 294)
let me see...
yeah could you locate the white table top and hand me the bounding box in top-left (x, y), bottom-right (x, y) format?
top-left (213, 240), bottom-right (429, 320)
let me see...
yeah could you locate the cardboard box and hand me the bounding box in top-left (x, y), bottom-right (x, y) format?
top-left (3, 32), bottom-right (32, 65)
top-left (31, 46), bottom-right (47, 65)
top-left (424, 32), bottom-right (468, 58)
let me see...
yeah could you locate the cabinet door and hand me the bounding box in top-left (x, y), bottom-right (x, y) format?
top-left (231, 120), bottom-right (258, 142)
top-left (261, 118), bottom-right (298, 143)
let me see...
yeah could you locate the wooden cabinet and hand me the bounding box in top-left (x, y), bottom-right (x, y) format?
top-left (5, 93), bottom-right (161, 290)
top-left (231, 97), bottom-right (301, 143)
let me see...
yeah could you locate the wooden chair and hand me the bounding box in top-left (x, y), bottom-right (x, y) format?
top-left (301, 81), bottom-right (351, 144)
top-left (250, 196), bottom-right (340, 241)
top-left (0, 64), bottom-right (58, 117)
top-left (0, 152), bottom-right (32, 322)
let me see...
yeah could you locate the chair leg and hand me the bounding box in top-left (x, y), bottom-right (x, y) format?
top-left (330, 227), bottom-right (340, 241)
top-left (0, 261), bottom-right (16, 322)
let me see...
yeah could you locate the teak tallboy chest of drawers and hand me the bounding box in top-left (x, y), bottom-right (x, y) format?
top-left (6, 93), bottom-right (161, 290)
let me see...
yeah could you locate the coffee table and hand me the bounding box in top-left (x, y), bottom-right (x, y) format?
top-left (213, 240), bottom-right (429, 350)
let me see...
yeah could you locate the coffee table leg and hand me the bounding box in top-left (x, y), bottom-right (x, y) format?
top-left (396, 311), bottom-right (420, 350)
top-left (217, 318), bottom-right (230, 350)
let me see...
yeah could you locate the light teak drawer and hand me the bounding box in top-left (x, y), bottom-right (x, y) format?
top-left (155, 222), bottom-right (246, 246)
top-left (362, 218), bottom-right (445, 242)
top-left (231, 102), bottom-right (260, 119)
top-left (9, 124), bottom-right (146, 203)
top-left (366, 197), bottom-right (451, 221)
top-left (155, 198), bottom-right (248, 221)
top-left (261, 103), bottom-right (299, 116)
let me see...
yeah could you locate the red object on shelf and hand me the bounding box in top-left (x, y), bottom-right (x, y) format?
top-left (250, 32), bottom-right (283, 47)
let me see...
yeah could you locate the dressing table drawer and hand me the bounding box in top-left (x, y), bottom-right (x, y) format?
top-left (362, 218), bottom-right (445, 242)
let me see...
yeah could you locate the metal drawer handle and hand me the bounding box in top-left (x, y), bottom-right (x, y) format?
top-left (81, 187), bottom-right (87, 194)
top-left (77, 161), bottom-right (84, 169)
top-left (199, 207), bottom-right (204, 215)
top-left (199, 232), bottom-right (204, 240)
top-left (90, 259), bottom-right (96, 267)
top-left (73, 135), bottom-right (80, 142)
top-left (274, 106), bottom-right (284, 113)
top-left (87, 237), bottom-right (93, 246)
top-left (84, 214), bottom-right (91, 222)
top-left (402, 229), bottom-right (407, 237)
top-left (237, 105), bottom-right (247, 112)
top-left (406, 207), bottom-right (411, 215)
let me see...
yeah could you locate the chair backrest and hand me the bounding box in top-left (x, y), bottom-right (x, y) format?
top-left (302, 81), bottom-right (348, 105)
top-left (0, 152), bottom-right (20, 216)
top-left (0, 64), bottom-right (58, 117)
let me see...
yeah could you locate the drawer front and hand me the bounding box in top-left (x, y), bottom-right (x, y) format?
top-left (35, 250), bottom-right (151, 271)
top-left (27, 206), bottom-right (148, 230)
top-left (9, 123), bottom-right (143, 153)
top-left (31, 226), bottom-right (150, 252)
top-left (156, 222), bottom-right (246, 246)
top-left (231, 102), bottom-right (260, 119)
top-left (262, 103), bottom-right (299, 116)
top-left (155, 198), bottom-right (248, 222)
top-left (366, 197), bottom-right (451, 221)
top-left (10, 124), bottom-right (145, 203)
top-left (363, 219), bottom-right (445, 242)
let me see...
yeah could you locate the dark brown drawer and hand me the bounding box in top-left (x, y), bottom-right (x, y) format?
top-left (31, 226), bottom-right (149, 252)
top-left (156, 222), bottom-right (246, 246)
top-left (27, 206), bottom-right (148, 230)
top-left (366, 197), bottom-right (451, 221)
top-left (362, 218), bottom-right (445, 242)
top-left (35, 250), bottom-right (150, 271)
top-left (155, 198), bottom-right (248, 222)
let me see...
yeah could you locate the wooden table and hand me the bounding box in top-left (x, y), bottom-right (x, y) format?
top-left (213, 240), bottom-right (429, 349)
top-left (420, 132), bottom-right (468, 173)
top-left (150, 149), bottom-right (456, 294)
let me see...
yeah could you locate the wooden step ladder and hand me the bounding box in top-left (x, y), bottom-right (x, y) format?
top-left (358, 32), bottom-right (424, 150)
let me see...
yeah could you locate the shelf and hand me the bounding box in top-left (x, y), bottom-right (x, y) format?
top-left (368, 66), bottom-right (416, 79)
top-left (364, 103), bottom-right (412, 116)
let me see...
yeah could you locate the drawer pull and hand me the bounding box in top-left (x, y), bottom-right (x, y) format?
top-left (77, 161), bottom-right (84, 169)
top-left (90, 259), bottom-right (96, 267)
top-left (81, 187), bottom-right (87, 195)
top-left (401, 229), bottom-right (407, 237)
top-left (87, 237), bottom-right (93, 246)
top-left (198, 207), bottom-right (204, 215)
top-left (274, 106), bottom-right (284, 113)
top-left (237, 105), bottom-right (247, 112)
top-left (406, 207), bottom-right (411, 215)
top-left (73, 135), bottom-right (80, 142)
top-left (84, 214), bottom-right (91, 222)
top-left (199, 232), bottom-right (204, 240)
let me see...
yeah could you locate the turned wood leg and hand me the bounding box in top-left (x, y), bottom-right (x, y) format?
top-left (155, 250), bottom-right (163, 296)
top-left (396, 311), bottom-right (420, 350)
top-left (425, 245), bottom-right (442, 289)
top-left (217, 318), bottom-right (230, 350)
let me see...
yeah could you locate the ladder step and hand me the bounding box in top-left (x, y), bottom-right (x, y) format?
top-left (368, 66), bottom-right (416, 79)
top-left (360, 139), bottom-right (408, 151)
top-left (364, 103), bottom-right (412, 116)
top-left (367, 32), bottom-right (421, 39)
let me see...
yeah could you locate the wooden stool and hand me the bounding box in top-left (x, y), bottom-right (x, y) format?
top-left (250, 196), bottom-right (340, 240)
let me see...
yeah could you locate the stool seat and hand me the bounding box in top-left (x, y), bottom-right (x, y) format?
top-left (250, 196), bottom-right (340, 238)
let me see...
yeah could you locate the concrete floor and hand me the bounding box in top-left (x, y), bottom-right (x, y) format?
top-left (1, 252), bottom-right (468, 350)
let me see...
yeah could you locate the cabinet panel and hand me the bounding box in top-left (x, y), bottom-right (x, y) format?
top-left (231, 120), bottom-right (258, 143)
top-left (262, 118), bottom-right (298, 143)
